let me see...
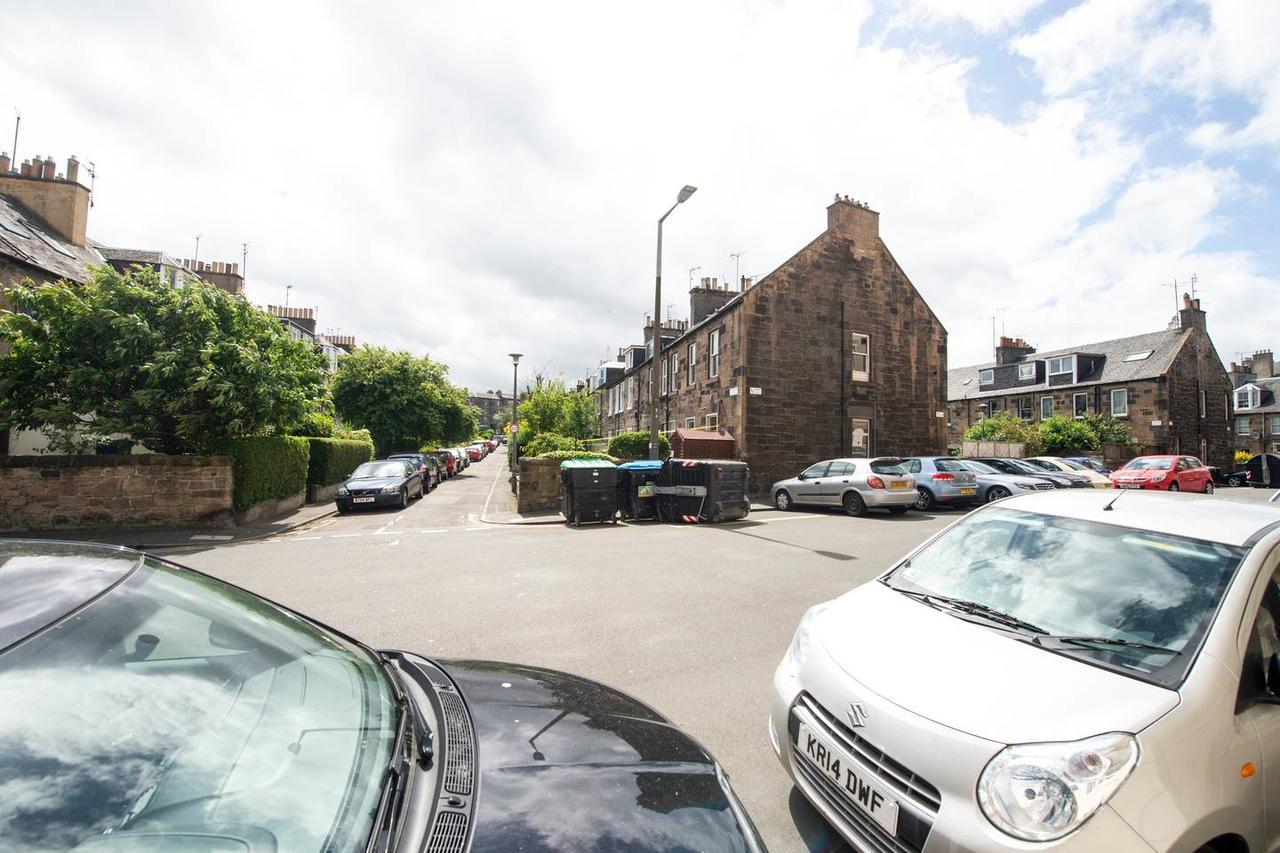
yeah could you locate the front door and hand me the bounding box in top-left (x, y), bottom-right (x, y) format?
top-left (794, 462), bottom-right (830, 505)
top-left (850, 418), bottom-right (871, 458)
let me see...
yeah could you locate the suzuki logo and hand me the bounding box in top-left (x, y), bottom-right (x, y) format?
top-left (848, 702), bottom-right (869, 728)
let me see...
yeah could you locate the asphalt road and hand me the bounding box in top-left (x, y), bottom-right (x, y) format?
top-left (180, 450), bottom-right (1280, 852)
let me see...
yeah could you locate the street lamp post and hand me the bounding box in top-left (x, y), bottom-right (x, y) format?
top-left (650, 185), bottom-right (697, 460)
top-left (509, 353), bottom-right (522, 472)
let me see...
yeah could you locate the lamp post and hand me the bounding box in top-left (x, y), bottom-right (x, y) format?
top-left (509, 353), bottom-right (522, 471)
top-left (650, 185), bottom-right (697, 460)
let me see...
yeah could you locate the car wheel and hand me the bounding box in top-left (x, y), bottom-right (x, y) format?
top-left (842, 491), bottom-right (867, 517)
top-left (1204, 480), bottom-right (1214, 494)
top-left (986, 486), bottom-right (1011, 503)
top-left (914, 487), bottom-right (936, 511)
top-left (1168, 482), bottom-right (1179, 492)
top-left (399, 488), bottom-right (409, 508)
top-left (774, 490), bottom-right (793, 511)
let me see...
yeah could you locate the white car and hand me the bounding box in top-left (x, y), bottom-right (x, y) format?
top-left (772, 489), bottom-right (1280, 852)
top-left (1026, 455), bottom-right (1114, 488)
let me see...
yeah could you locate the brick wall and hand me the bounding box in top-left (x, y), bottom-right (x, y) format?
top-left (517, 457), bottom-right (563, 513)
top-left (1165, 329), bottom-right (1233, 466)
top-left (0, 455), bottom-right (233, 532)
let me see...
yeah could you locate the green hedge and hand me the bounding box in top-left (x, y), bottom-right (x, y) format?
top-left (532, 450), bottom-right (616, 463)
top-left (218, 436), bottom-right (311, 511)
top-left (523, 433), bottom-right (583, 456)
top-left (607, 430), bottom-right (670, 461)
top-left (306, 437), bottom-right (374, 487)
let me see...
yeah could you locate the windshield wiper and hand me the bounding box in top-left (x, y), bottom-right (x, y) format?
top-left (380, 654), bottom-right (435, 769)
top-left (365, 655), bottom-right (435, 853)
top-left (1033, 635), bottom-right (1181, 655)
top-left (894, 588), bottom-right (1048, 635)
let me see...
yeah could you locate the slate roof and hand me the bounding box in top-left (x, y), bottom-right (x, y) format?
top-left (96, 245), bottom-right (184, 269)
top-left (948, 327), bottom-right (1187, 400)
top-left (0, 194), bottom-right (102, 283)
top-left (1237, 376), bottom-right (1280, 415)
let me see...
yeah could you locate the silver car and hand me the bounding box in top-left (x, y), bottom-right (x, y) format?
top-left (959, 459), bottom-right (1054, 502)
top-left (771, 490), bottom-right (1280, 852)
top-left (772, 457), bottom-right (917, 517)
top-left (901, 457), bottom-right (982, 510)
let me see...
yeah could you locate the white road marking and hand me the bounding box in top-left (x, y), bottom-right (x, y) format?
top-left (419, 529), bottom-right (448, 534)
top-left (463, 526), bottom-right (492, 532)
top-left (329, 533), bottom-right (361, 538)
top-left (189, 534), bottom-right (233, 541)
top-left (288, 536), bottom-right (324, 541)
top-left (387, 539), bottom-right (401, 546)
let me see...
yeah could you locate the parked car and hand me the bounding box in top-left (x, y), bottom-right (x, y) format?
top-left (957, 459), bottom-right (1054, 502)
top-left (335, 459), bottom-right (423, 511)
top-left (1209, 465), bottom-right (1247, 487)
top-left (771, 457), bottom-right (917, 516)
top-left (466, 445), bottom-right (484, 462)
top-left (449, 447), bottom-right (469, 470)
top-left (772, 489), bottom-right (1280, 853)
top-left (431, 449), bottom-right (457, 478)
top-left (900, 457), bottom-right (981, 510)
top-left (1245, 452), bottom-right (1280, 488)
top-left (0, 540), bottom-right (767, 853)
top-left (388, 451), bottom-right (441, 491)
top-left (1025, 456), bottom-right (1114, 488)
top-left (1065, 456), bottom-right (1111, 475)
top-left (1111, 454), bottom-right (1214, 493)
top-left (969, 456), bottom-right (1090, 489)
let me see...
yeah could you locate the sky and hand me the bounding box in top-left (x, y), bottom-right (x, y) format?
top-left (1, 0), bottom-right (1276, 392)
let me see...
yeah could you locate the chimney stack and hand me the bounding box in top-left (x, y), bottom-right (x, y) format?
top-left (0, 152), bottom-right (9, 173)
top-left (0, 151), bottom-right (92, 246)
top-left (1254, 350), bottom-right (1275, 380)
top-left (826, 194), bottom-right (880, 255)
top-left (1178, 292), bottom-right (1207, 333)
top-left (689, 276), bottom-right (736, 325)
top-left (995, 336), bottom-right (1037, 366)
top-left (19, 160), bottom-right (32, 177)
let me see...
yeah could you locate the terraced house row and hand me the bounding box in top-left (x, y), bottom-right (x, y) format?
top-left (591, 196), bottom-right (949, 492)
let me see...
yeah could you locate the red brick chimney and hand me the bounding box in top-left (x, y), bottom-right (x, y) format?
top-left (1178, 292), bottom-right (1206, 333)
top-left (0, 153), bottom-right (91, 246)
top-left (995, 336), bottom-right (1036, 365)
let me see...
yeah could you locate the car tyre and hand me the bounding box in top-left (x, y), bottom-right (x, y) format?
top-left (1168, 482), bottom-right (1179, 492)
top-left (1204, 480), bottom-right (1214, 494)
top-left (986, 486), bottom-right (1011, 503)
top-left (914, 487), bottom-right (936, 511)
top-left (399, 488), bottom-right (409, 509)
top-left (774, 490), bottom-right (793, 511)
top-left (842, 491), bottom-right (867, 518)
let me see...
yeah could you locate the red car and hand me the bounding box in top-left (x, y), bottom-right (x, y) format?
top-left (431, 450), bottom-right (456, 478)
top-left (466, 446), bottom-right (483, 462)
top-left (1110, 454), bottom-right (1214, 493)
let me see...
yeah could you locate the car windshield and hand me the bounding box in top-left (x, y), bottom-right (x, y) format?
top-left (1076, 458), bottom-right (1106, 472)
top-left (353, 462), bottom-right (408, 478)
top-left (0, 555), bottom-right (396, 851)
top-left (962, 460), bottom-right (999, 474)
top-left (1056, 458), bottom-right (1087, 470)
top-left (1024, 459), bottom-right (1058, 471)
top-left (869, 458), bottom-right (907, 475)
top-left (1125, 457), bottom-right (1173, 471)
top-left (883, 508), bottom-right (1245, 687)
top-left (1004, 460), bottom-right (1046, 475)
top-left (388, 454), bottom-right (421, 463)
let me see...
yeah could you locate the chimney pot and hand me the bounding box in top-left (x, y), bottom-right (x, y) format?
top-left (0, 152), bottom-right (9, 173)
top-left (65, 156), bottom-right (79, 184)
top-left (42, 156), bottom-right (56, 179)
top-left (20, 160), bottom-right (32, 177)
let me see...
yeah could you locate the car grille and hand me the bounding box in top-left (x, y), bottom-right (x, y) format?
top-left (791, 693), bottom-right (939, 853)
top-left (425, 810), bottom-right (469, 853)
top-left (1032, 482), bottom-right (1054, 491)
top-left (347, 488), bottom-right (380, 496)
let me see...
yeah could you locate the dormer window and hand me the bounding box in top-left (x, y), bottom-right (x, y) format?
top-left (979, 369), bottom-right (994, 385)
top-left (1017, 363), bottom-right (1035, 381)
top-left (1047, 356), bottom-right (1075, 383)
top-left (1236, 384), bottom-right (1262, 410)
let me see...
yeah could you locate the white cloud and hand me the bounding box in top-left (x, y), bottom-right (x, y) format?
top-left (897, 0), bottom-right (1048, 33)
top-left (0, 0), bottom-right (1275, 389)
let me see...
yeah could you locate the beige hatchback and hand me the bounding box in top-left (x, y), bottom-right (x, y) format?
top-left (772, 490), bottom-right (1280, 851)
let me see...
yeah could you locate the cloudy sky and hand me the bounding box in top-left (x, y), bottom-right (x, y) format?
top-left (2, 0), bottom-right (1276, 391)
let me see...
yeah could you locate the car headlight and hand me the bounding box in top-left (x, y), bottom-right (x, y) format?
top-left (381, 484), bottom-right (401, 493)
top-left (1151, 473), bottom-right (1165, 482)
top-left (336, 487), bottom-right (349, 496)
top-left (784, 603), bottom-right (828, 670)
top-left (978, 732), bottom-right (1139, 841)
top-left (1016, 482), bottom-right (1036, 490)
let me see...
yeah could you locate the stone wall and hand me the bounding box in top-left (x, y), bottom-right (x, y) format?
top-left (0, 455), bottom-right (233, 532)
top-left (517, 457), bottom-right (563, 513)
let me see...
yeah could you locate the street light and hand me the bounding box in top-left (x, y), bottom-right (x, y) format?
top-left (509, 353), bottom-right (523, 471)
top-left (650, 185), bottom-right (697, 460)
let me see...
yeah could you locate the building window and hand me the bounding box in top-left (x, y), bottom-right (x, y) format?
top-left (1111, 389), bottom-right (1128, 418)
top-left (850, 333), bottom-right (870, 382)
top-left (1073, 392), bottom-right (1088, 418)
top-left (1040, 396), bottom-right (1053, 420)
top-left (1018, 363), bottom-right (1035, 381)
top-left (661, 358), bottom-right (668, 395)
top-left (671, 354), bottom-right (679, 391)
top-left (1237, 417), bottom-right (1251, 436)
top-left (1199, 388), bottom-right (1206, 418)
top-left (1236, 386), bottom-right (1261, 410)
top-left (988, 398), bottom-right (1003, 414)
top-left (1048, 356), bottom-right (1074, 382)
top-left (687, 343), bottom-right (697, 384)
top-left (1017, 399), bottom-right (1032, 420)
top-left (684, 417), bottom-right (695, 429)
top-left (705, 412), bottom-right (719, 430)
top-left (979, 368), bottom-right (994, 385)
top-left (708, 330), bottom-right (721, 379)
top-left (1271, 415), bottom-right (1280, 436)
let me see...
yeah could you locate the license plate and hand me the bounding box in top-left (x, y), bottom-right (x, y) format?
top-left (352, 496), bottom-right (375, 504)
top-left (796, 722), bottom-right (899, 835)
top-left (888, 481), bottom-right (909, 490)
top-left (1117, 483), bottom-right (1141, 489)
top-left (958, 487), bottom-right (976, 496)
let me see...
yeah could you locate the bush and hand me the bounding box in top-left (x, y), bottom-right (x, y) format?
top-left (532, 450), bottom-right (616, 463)
top-left (336, 427), bottom-right (373, 444)
top-left (608, 430), bottom-right (671, 461)
top-left (1081, 414), bottom-right (1133, 447)
top-left (1235, 450), bottom-right (1253, 466)
top-left (217, 436), bottom-right (311, 511)
top-left (1039, 416), bottom-right (1100, 452)
top-left (523, 433), bottom-right (583, 456)
top-left (288, 411), bottom-right (336, 438)
top-left (962, 414), bottom-right (1045, 455)
top-left (306, 437), bottom-right (374, 487)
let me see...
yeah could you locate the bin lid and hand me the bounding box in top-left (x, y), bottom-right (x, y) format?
top-left (559, 459), bottom-right (618, 469)
top-left (617, 460), bottom-right (663, 471)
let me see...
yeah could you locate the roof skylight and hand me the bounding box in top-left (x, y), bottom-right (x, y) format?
top-left (1123, 350), bottom-right (1154, 362)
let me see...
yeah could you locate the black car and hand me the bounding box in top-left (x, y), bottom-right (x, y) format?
top-left (0, 541), bottom-right (766, 853)
top-left (970, 456), bottom-right (1089, 488)
top-left (388, 452), bottom-right (441, 491)
top-left (336, 459), bottom-right (424, 511)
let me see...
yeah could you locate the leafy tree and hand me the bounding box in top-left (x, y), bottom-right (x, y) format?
top-left (523, 432), bottom-right (583, 456)
top-left (962, 413), bottom-right (1044, 455)
top-left (1080, 414), bottom-right (1133, 447)
top-left (515, 377), bottom-right (600, 446)
top-left (0, 265), bottom-right (327, 454)
top-left (1039, 416), bottom-right (1100, 452)
top-left (331, 346), bottom-right (475, 453)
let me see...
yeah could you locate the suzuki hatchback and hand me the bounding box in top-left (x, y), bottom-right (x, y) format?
top-left (772, 489), bottom-right (1280, 852)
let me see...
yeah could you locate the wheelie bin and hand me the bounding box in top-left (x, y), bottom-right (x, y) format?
top-left (616, 460), bottom-right (663, 520)
top-left (560, 459), bottom-right (619, 525)
top-left (654, 458), bottom-right (750, 523)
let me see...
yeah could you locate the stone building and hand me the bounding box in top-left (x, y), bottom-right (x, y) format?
top-left (595, 196), bottom-right (949, 492)
top-left (468, 390), bottom-right (512, 431)
top-left (947, 295), bottom-right (1234, 466)
top-left (1228, 350), bottom-right (1280, 456)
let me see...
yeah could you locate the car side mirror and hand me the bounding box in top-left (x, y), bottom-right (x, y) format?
top-left (797, 473), bottom-right (807, 481)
